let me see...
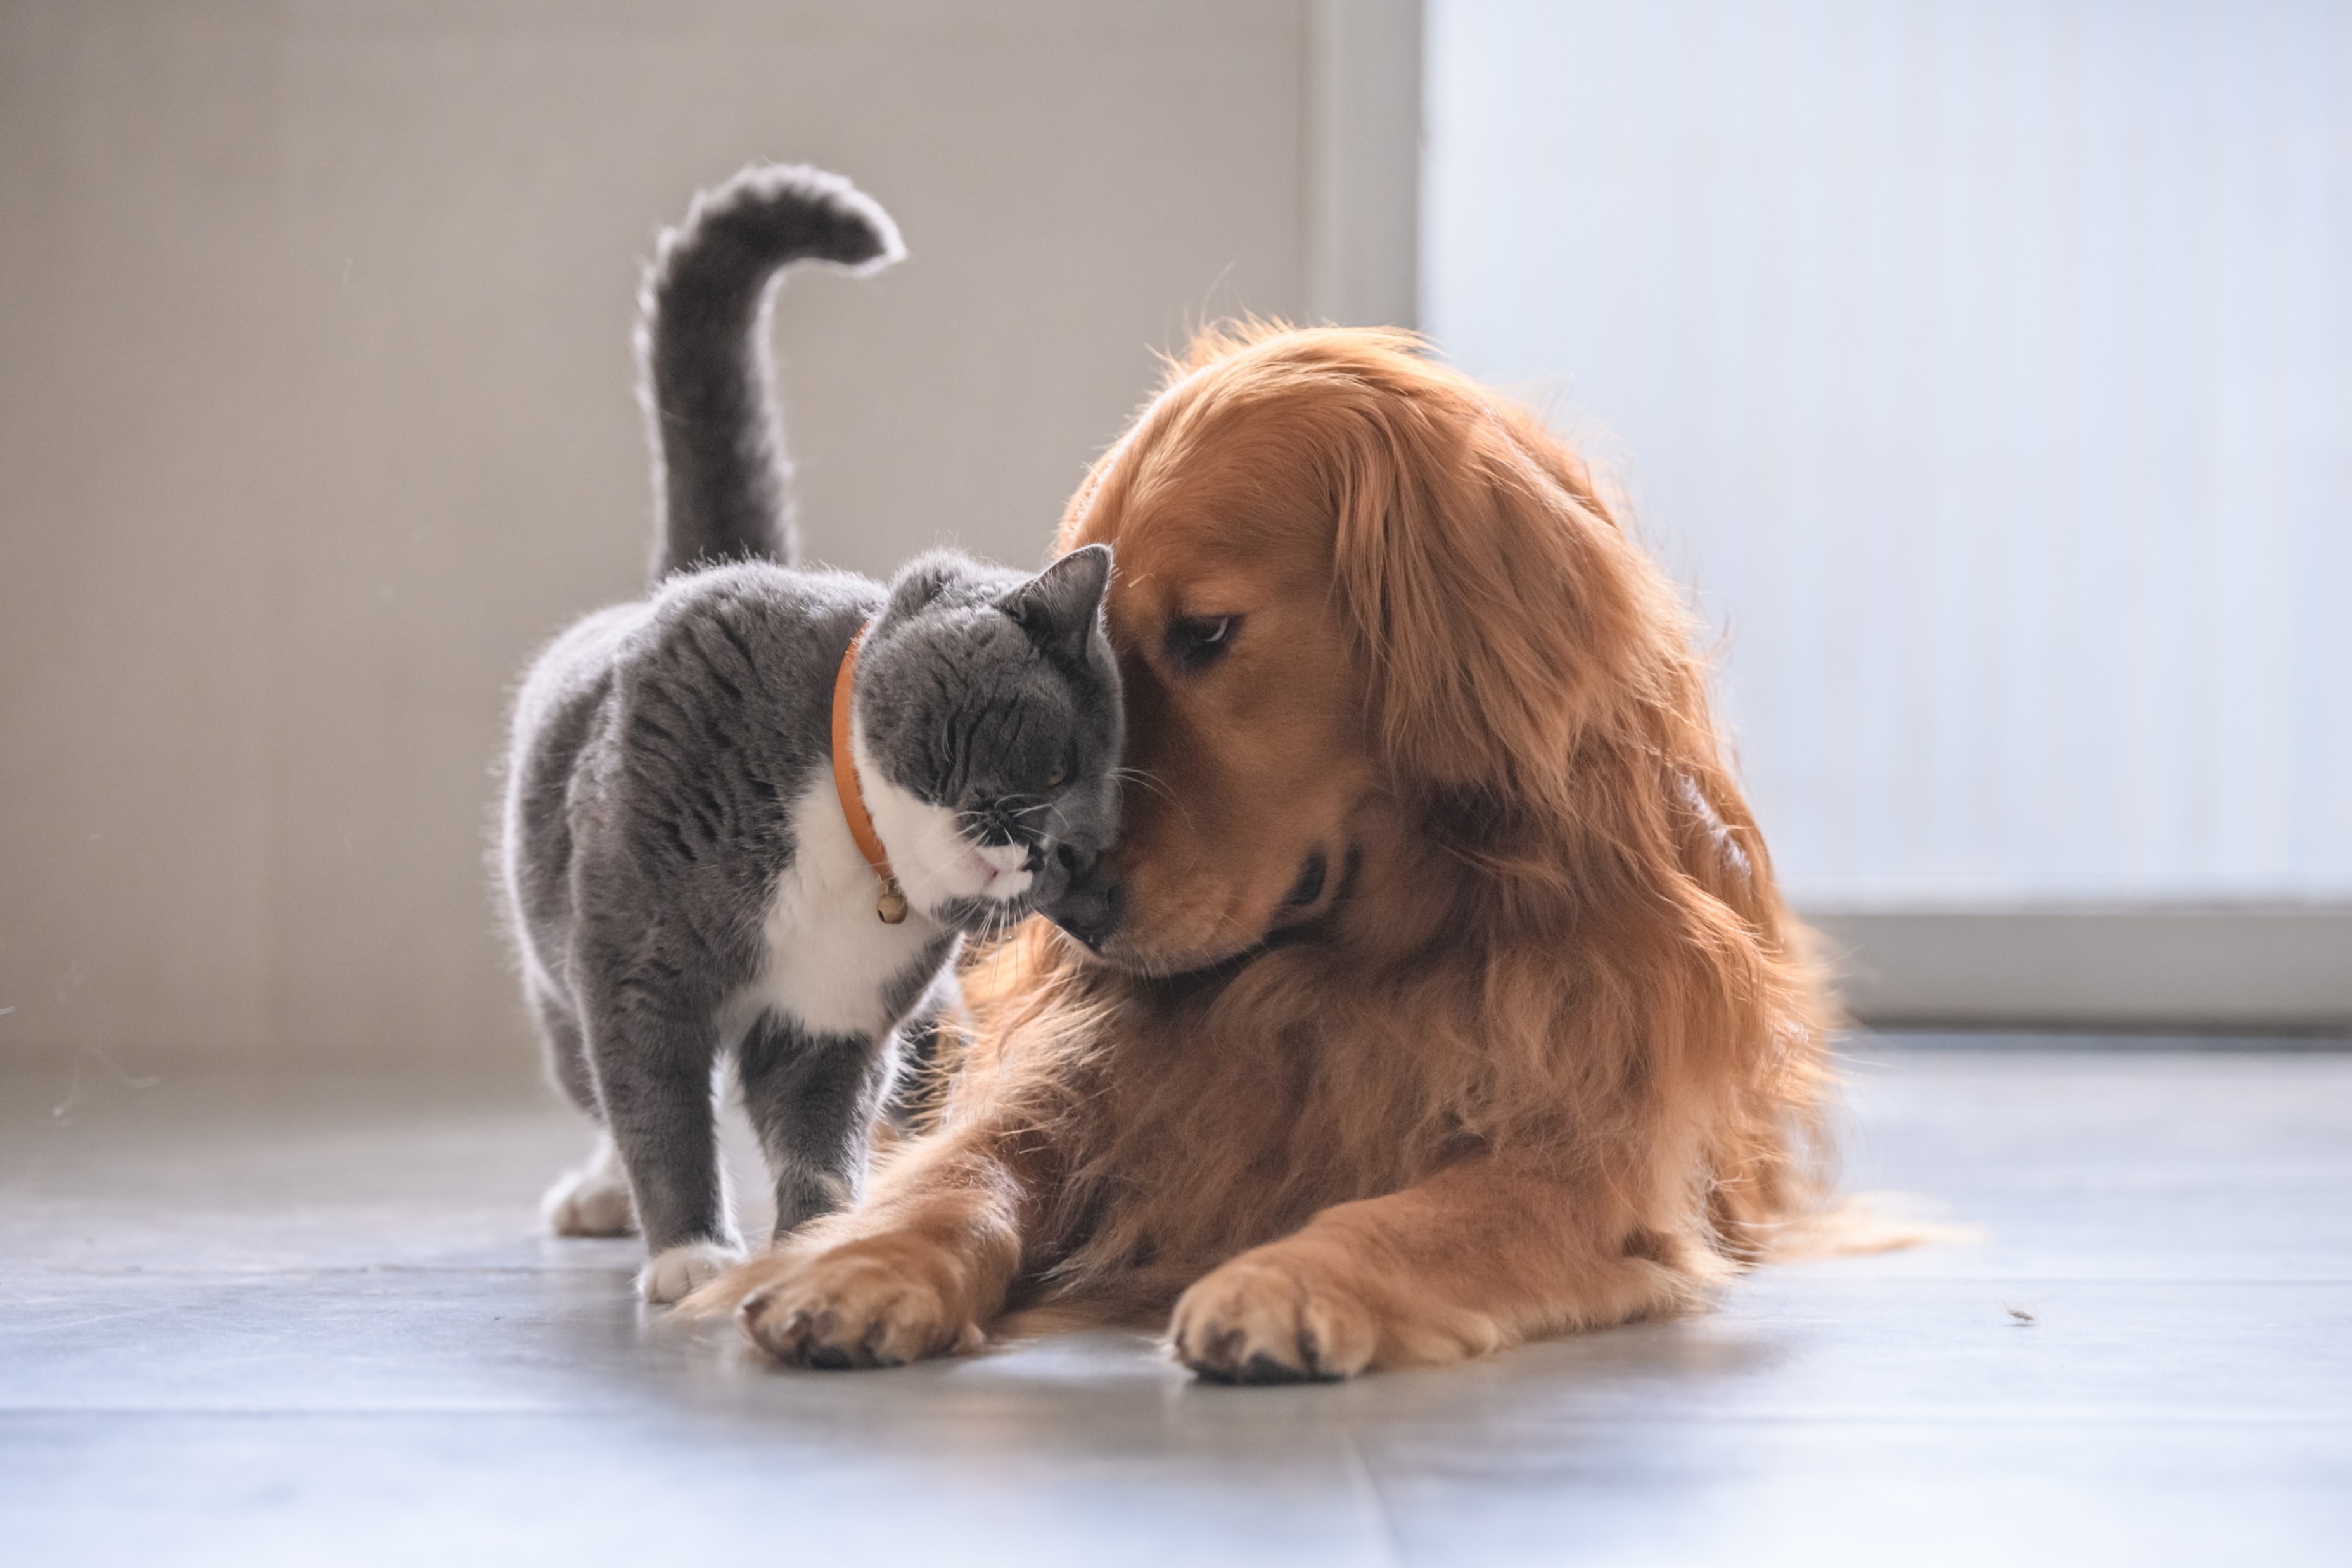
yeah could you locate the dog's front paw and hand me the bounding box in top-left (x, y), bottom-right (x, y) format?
top-left (639, 1239), bottom-right (745, 1305)
top-left (737, 1240), bottom-right (982, 1369)
top-left (542, 1142), bottom-right (636, 1238)
top-left (1170, 1249), bottom-right (1380, 1383)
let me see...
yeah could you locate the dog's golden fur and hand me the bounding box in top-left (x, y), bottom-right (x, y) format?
top-left (699, 324), bottom-right (1834, 1379)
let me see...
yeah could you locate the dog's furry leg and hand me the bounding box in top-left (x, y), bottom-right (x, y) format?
top-left (686, 1114), bottom-right (1044, 1368)
top-left (1168, 1155), bottom-right (1716, 1382)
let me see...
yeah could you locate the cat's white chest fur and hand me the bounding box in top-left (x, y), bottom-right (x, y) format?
top-left (727, 774), bottom-right (945, 1042)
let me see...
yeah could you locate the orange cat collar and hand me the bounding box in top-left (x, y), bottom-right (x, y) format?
top-left (831, 623), bottom-right (910, 924)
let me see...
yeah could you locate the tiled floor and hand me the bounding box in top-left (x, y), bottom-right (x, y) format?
top-left (4, 1040), bottom-right (2348, 1566)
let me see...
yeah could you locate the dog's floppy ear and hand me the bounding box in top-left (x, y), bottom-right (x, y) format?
top-left (1331, 395), bottom-right (1665, 808)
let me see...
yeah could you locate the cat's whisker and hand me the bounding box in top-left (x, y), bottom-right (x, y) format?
top-left (1111, 765), bottom-right (1179, 808)
top-left (1112, 763), bottom-right (1205, 841)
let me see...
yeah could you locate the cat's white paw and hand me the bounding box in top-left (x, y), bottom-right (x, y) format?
top-left (542, 1138), bottom-right (636, 1237)
top-left (639, 1239), bottom-right (746, 1305)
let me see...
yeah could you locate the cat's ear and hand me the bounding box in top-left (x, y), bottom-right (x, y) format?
top-left (999, 544), bottom-right (1111, 661)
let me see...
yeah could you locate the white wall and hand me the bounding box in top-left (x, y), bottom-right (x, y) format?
top-left (1426, 0), bottom-right (2352, 912)
top-left (0, 0), bottom-right (1317, 1069)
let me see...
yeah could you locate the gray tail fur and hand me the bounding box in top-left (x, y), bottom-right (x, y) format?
top-left (636, 164), bottom-right (904, 582)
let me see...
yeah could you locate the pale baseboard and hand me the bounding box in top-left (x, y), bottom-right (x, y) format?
top-left (1801, 906), bottom-right (2352, 1033)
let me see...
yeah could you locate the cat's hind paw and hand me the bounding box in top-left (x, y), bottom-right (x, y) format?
top-left (542, 1140), bottom-right (636, 1238)
top-left (640, 1239), bottom-right (746, 1306)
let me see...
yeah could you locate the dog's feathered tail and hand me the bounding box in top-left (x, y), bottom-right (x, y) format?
top-left (636, 163), bottom-right (904, 583)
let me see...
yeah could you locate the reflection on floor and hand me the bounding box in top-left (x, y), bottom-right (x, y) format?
top-left (4, 1040), bottom-right (2348, 1567)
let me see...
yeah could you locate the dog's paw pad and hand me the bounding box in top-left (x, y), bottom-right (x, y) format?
top-left (1171, 1252), bottom-right (1377, 1383)
top-left (639, 1239), bottom-right (745, 1305)
top-left (736, 1247), bottom-right (978, 1368)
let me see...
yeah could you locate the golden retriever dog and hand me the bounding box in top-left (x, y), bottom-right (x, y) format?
top-left (699, 323), bottom-right (1832, 1380)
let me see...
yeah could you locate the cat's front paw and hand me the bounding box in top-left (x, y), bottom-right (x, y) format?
top-left (737, 1239), bottom-right (983, 1368)
top-left (542, 1142), bottom-right (636, 1237)
top-left (639, 1239), bottom-right (745, 1305)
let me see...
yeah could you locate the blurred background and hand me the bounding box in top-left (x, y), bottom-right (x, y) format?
top-left (1, 0), bottom-right (2344, 1075)
top-left (1428, 0), bottom-right (2351, 1030)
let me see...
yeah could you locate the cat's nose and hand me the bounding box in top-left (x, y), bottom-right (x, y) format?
top-left (968, 804), bottom-right (1021, 846)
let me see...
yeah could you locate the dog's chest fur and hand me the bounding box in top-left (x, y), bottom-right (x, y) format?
top-left (722, 774), bottom-right (947, 1042)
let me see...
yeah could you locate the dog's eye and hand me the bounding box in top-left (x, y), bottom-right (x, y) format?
top-left (1167, 615), bottom-right (1238, 670)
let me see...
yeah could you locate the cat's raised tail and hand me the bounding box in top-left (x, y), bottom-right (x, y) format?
top-left (636, 164), bottom-right (904, 583)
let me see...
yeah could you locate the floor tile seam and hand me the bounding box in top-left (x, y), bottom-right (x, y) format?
top-left (1338, 1431), bottom-right (1409, 1568)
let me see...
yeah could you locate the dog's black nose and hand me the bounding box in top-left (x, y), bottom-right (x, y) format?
top-left (1042, 852), bottom-right (1122, 952)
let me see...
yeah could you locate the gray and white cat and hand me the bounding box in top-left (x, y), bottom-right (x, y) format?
top-left (499, 165), bottom-right (1123, 1303)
